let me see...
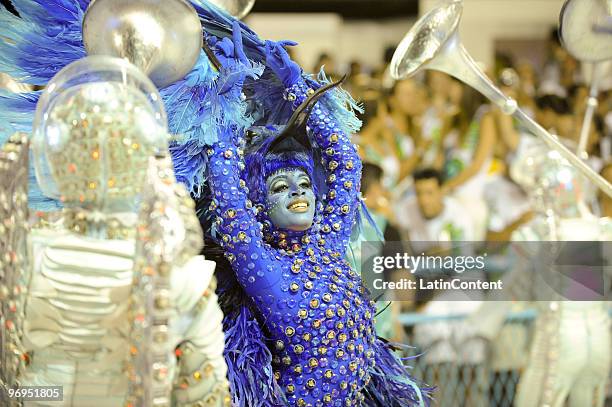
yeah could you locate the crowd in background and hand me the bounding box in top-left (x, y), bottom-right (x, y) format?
top-left (302, 27), bottom-right (612, 278)
top-left (304, 29), bottom-right (612, 406)
top-left (310, 28), bottom-right (611, 230)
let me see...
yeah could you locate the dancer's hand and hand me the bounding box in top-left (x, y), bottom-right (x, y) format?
top-left (209, 21), bottom-right (249, 64)
top-left (262, 40), bottom-right (302, 87)
top-left (210, 21), bottom-right (253, 94)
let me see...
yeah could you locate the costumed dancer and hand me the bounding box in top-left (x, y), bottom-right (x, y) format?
top-left (512, 153), bottom-right (611, 407)
top-left (200, 25), bottom-right (431, 406)
top-left (0, 55), bottom-right (229, 407)
top-left (468, 145), bottom-right (611, 407)
top-left (0, 1), bottom-right (432, 405)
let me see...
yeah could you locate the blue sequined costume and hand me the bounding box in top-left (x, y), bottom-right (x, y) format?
top-left (0, 1), bottom-right (430, 406)
top-left (205, 35), bottom-right (429, 407)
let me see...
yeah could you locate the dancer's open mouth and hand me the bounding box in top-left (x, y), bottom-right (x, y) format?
top-left (287, 199), bottom-right (309, 213)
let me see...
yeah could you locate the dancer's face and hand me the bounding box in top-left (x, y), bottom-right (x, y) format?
top-left (265, 168), bottom-right (316, 231)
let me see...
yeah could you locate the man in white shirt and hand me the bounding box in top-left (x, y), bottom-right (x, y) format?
top-left (396, 168), bottom-right (475, 253)
top-left (397, 168), bottom-right (487, 406)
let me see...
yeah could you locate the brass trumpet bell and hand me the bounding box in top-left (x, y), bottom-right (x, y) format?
top-left (82, 0), bottom-right (203, 88)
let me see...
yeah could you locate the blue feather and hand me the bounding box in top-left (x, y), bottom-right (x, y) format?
top-left (0, 0), bottom-right (88, 210)
top-left (0, 0), bottom-right (276, 209)
top-left (189, 0), bottom-right (263, 51)
top-left (0, 0), bottom-right (86, 85)
top-left (222, 302), bottom-right (287, 407)
top-left (0, 90), bottom-right (39, 138)
top-left (212, 259), bottom-right (287, 407)
top-left (364, 338), bottom-right (434, 406)
top-left (0, 1), bottom-right (361, 215)
top-left (0, 91), bottom-right (63, 212)
top-left (310, 68), bottom-right (363, 135)
top-left (162, 51), bottom-right (263, 196)
top-left (245, 70), bottom-right (294, 126)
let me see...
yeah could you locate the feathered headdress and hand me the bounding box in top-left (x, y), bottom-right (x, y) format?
top-left (0, 0), bottom-right (363, 211)
top-left (243, 77), bottom-right (345, 206)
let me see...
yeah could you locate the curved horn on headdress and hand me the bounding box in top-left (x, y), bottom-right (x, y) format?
top-left (269, 75), bottom-right (347, 151)
top-left (203, 41), bottom-right (223, 72)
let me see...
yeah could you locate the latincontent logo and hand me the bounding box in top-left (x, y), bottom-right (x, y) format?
top-left (361, 240), bottom-right (611, 301)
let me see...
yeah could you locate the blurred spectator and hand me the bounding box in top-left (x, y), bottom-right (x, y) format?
top-left (352, 162), bottom-right (407, 342)
top-left (426, 71), bottom-right (452, 113)
top-left (395, 168), bottom-right (474, 254)
top-left (406, 172), bottom-right (486, 407)
top-left (485, 167), bottom-right (533, 242)
top-left (359, 79), bottom-right (429, 191)
top-left (515, 60), bottom-right (538, 101)
top-left (441, 85), bottom-right (496, 240)
top-left (568, 84), bottom-right (606, 160)
top-left (360, 162), bottom-right (395, 224)
top-left (535, 94), bottom-right (604, 176)
top-left (540, 28), bottom-right (570, 96)
top-left (600, 90), bottom-right (612, 161)
top-left (534, 94), bottom-right (568, 132)
top-left (313, 52), bottom-right (338, 78)
top-left (494, 69), bottom-right (522, 160)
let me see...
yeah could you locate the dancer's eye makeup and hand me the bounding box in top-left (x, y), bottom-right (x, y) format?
top-left (271, 180), bottom-right (289, 194)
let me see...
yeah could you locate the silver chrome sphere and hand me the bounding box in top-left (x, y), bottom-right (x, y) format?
top-left (207, 0), bottom-right (255, 19)
top-left (83, 0), bottom-right (203, 88)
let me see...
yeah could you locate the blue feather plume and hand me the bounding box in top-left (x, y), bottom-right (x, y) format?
top-left (0, 0), bottom-right (86, 85)
top-left (0, 90), bottom-right (39, 139)
top-left (0, 0), bottom-right (89, 211)
top-left (0, 1), bottom-right (363, 215)
top-left (0, 89), bottom-right (61, 211)
top-left (309, 68), bottom-right (363, 136)
top-left (364, 338), bottom-right (434, 406)
top-left (189, 0), bottom-right (266, 60)
top-left (0, 0), bottom-right (272, 208)
top-left (222, 302), bottom-right (287, 407)
top-left (164, 50), bottom-right (263, 196)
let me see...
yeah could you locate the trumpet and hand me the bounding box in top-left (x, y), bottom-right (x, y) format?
top-left (390, 1), bottom-right (612, 198)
